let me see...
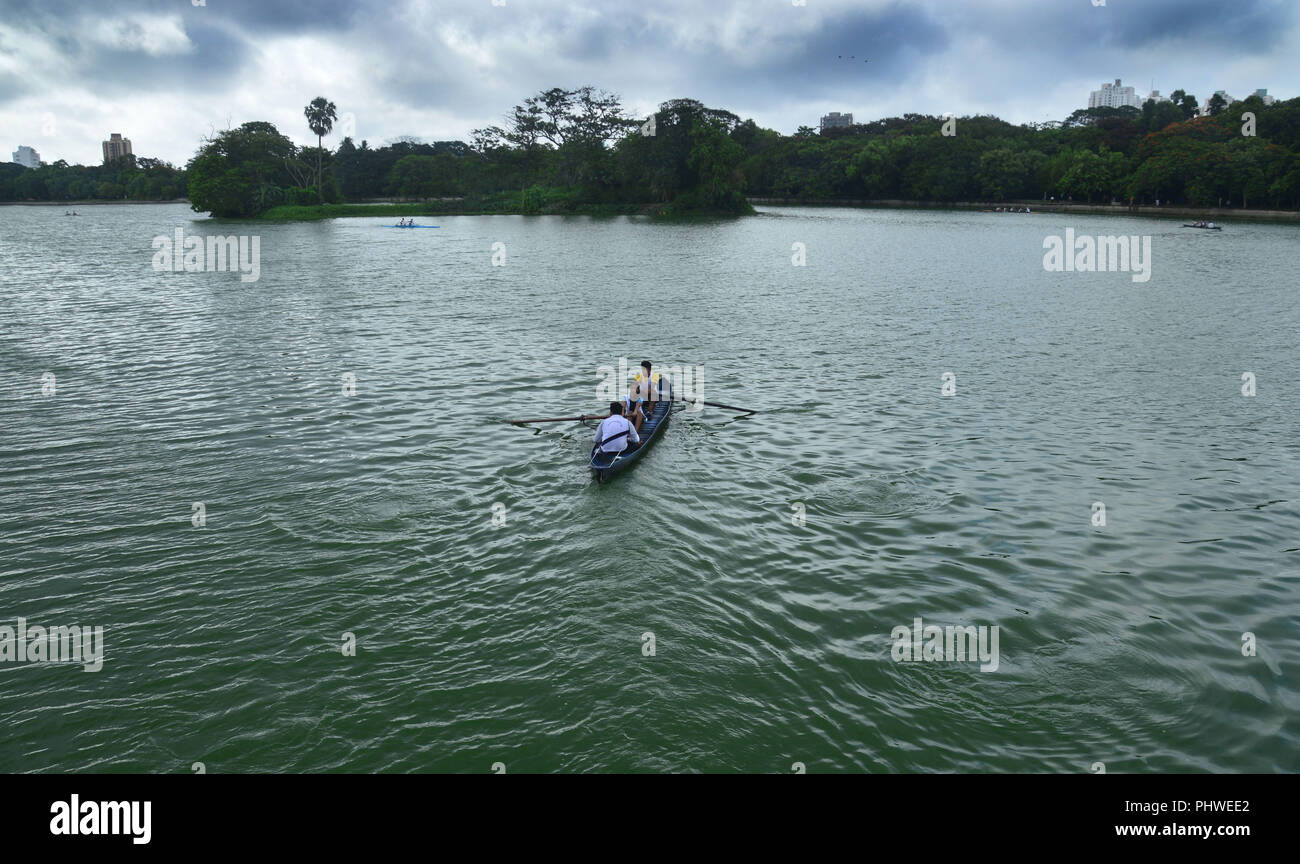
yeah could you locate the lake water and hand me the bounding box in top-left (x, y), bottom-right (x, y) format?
top-left (1, 202), bottom-right (1297, 772)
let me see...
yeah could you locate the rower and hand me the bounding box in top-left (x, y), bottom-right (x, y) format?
top-left (624, 380), bottom-right (647, 432)
top-left (634, 360), bottom-right (672, 428)
top-left (634, 360), bottom-right (661, 415)
top-left (595, 401), bottom-right (640, 456)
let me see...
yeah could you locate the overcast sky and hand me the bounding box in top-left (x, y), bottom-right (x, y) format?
top-left (2, 0), bottom-right (1296, 166)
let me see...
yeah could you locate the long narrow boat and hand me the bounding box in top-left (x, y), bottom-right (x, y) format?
top-left (1183, 224), bottom-right (1223, 230)
top-left (589, 400), bottom-right (671, 482)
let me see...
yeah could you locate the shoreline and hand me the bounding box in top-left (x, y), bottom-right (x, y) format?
top-left (252, 199), bottom-right (751, 221)
top-left (747, 198), bottom-right (1300, 223)
top-left (0, 199), bottom-right (190, 207)
top-left (11, 196), bottom-right (1286, 223)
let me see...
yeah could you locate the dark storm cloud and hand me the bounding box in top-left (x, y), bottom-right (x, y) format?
top-left (740, 5), bottom-right (949, 88)
top-left (948, 0), bottom-right (1294, 52)
top-left (365, 2), bottom-right (948, 119)
top-left (0, 0), bottom-right (357, 101)
top-left (86, 24), bottom-right (249, 96)
top-left (0, 0), bottom-right (359, 34)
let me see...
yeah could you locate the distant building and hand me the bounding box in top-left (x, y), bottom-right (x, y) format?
top-left (1088, 78), bottom-right (1141, 109)
top-left (1253, 88), bottom-right (1276, 106)
top-left (12, 145), bottom-right (40, 168)
top-left (819, 112), bottom-right (854, 132)
top-left (1144, 90), bottom-right (1169, 104)
top-left (102, 133), bottom-right (133, 163)
top-left (1199, 91), bottom-right (1238, 116)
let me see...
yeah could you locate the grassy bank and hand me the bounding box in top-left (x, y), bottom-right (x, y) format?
top-left (257, 187), bottom-right (752, 221)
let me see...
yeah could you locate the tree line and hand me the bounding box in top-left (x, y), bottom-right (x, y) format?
top-left (753, 93), bottom-right (1300, 208)
top-left (9, 86), bottom-right (1297, 214)
top-left (201, 87), bottom-right (1300, 216)
top-left (0, 154), bottom-right (186, 202)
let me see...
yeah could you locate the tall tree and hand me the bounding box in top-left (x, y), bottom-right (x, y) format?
top-left (1170, 89), bottom-right (1200, 120)
top-left (303, 97), bottom-right (338, 193)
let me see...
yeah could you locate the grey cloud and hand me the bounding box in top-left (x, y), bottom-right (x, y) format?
top-left (2, 0), bottom-right (1295, 164)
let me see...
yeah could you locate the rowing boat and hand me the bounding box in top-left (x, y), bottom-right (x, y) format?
top-left (387, 224), bottom-right (439, 228)
top-left (589, 400), bottom-right (671, 482)
top-left (1183, 224), bottom-right (1222, 230)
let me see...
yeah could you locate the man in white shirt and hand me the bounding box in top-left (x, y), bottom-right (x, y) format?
top-left (595, 401), bottom-right (640, 455)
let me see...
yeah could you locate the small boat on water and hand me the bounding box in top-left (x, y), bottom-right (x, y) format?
top-left (589, 400), bottom-right (672, 482)
top-left (1183, 223), bottom-right (1222, 230)
top-left (509, 391), bottom-right (753, 482)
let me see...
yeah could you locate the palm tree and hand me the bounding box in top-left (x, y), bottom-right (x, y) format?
top-left (303, 97), bottom-right (338, 197)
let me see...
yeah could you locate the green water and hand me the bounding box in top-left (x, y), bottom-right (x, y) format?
top-left (1, 203), bottom-right (1297, 773)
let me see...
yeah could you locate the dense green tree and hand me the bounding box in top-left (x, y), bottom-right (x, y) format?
top-left (388, 154), bottom-right (462, 198)
top-left (186, 121), bottom-right (297, 217)
top-left (685, 118), bottom-right (747, 209)
top-left (1142, 98), bottom-right (1186, 132)
top-left (1169, 90), bottom-right (1200, 120)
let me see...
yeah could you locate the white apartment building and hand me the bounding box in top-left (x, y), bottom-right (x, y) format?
top-left (12, 145), bottom-right (40, 168)
top-left (819, 112), bottom-right (854, 132)
top-left (1199, 90), bottom-right (1238, 116)
top-left (1088, 79), bottom-right (1141, 109)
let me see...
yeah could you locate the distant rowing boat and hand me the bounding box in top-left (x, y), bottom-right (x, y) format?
top-left (1183, 224), bottom-right (1222, 230)
top-left (387, 224), bottom-right (439, 228)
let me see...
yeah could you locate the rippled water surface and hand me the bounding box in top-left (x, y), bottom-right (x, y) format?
top-left (1, 203), bottom-right (1297, 772)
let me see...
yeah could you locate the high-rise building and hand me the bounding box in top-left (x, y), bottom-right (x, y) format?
top-left (1199, 91), bottom-right (1238, 116)
top-left (12, 145), bottom-right (40, 168)
top-left (1088, 79), bottom-right (1141, 109)
top-left (102, 133), bottom-right (133, 163)
top-left (1145, 90), bottom-right (1169, 104)
top-left (819, 112), bottom-right (854, 132)
top-left (1254, 88), bottom-right (1276, 106)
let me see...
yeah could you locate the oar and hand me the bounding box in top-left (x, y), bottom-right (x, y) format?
top-left (508, 414), bottom-right (611, 425)
top-left (673, 399), bottom-right (757, 414)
